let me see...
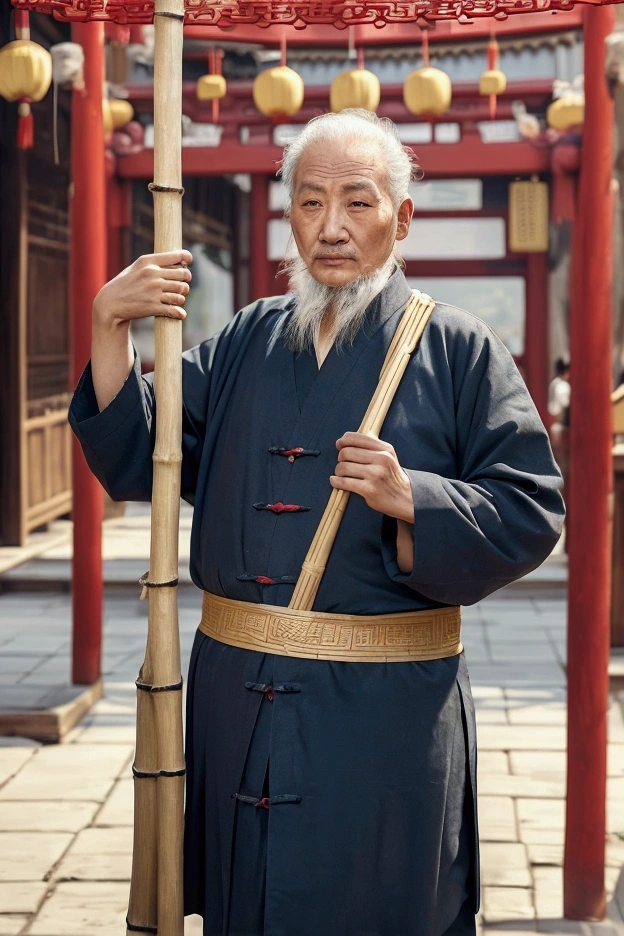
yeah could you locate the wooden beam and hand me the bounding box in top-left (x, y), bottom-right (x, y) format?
top-left (118, 135), bottom-right (550, 180)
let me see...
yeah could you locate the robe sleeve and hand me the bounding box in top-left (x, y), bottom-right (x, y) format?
top-left (69, 340), bottom-right (216, 505)
top-left (381, 311), bottom-right (565, 606)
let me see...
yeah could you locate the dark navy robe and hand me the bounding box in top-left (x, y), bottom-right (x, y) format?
top-left (69, 270), bottom-right (564, 936)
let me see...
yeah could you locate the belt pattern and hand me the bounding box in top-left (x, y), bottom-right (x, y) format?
top-left (199, 592), bottom-right (462, 663)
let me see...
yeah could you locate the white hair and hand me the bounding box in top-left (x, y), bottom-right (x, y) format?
top-left (279, 109), bottom-right (419, 213)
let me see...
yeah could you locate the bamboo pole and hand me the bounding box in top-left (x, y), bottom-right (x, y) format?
top-left (288, 290), bottom-right (435, 613)
top-left (126, 1), bottom-right (186, 933)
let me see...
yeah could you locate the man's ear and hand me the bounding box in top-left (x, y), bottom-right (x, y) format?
top-left (395, 197), bottom-right (414, 242)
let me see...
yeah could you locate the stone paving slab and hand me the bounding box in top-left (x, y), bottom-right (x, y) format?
top-left (55, 827), bottom-right (133, 882)
top-left (0, 801), bottom-right (99, 833)
top-left (0, 882), bottom-right (48, 914)
top-left (0, 915), bottom-right (30, 935)
top-left (509, 751), bottom-right (567, 778)
top-left (478, 796), bottom-right (518, 842)
top-left (480, 842), bottom-right (531, 887)
top-left (94, 778), bottom-right (133, 827)
top-left (0, 831), bottom-right (73, 881)
top-left (478, 724), bottom-right (567, 751)
top-left (28, 881), bottom-right (130, 935)
top-left (478, 751), bottom-right (510, 775)
top-left (482, 886), bottom-right (536, 924)
top-left (533, 867), bottom-right (564, 919)
top-left (516, 798), bottom-right (566, 845)
top-left (0, 747), bottom-right (36, 785)
top-left (506, 703), bottom-right (567, 726)
top-left (71, 719), bottom-right (137, 745)
top-left (477, 774), bottom-right (565, 799)
top-left (0, 745), bottom-right (132, 802)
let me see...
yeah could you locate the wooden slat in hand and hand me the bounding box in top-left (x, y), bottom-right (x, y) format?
top-left (288, 290), bottom-right (435, 613)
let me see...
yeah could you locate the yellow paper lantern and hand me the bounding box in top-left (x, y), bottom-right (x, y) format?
top-left (330, 69), bottom-right (380, 113)
top-left (0, 39), bottom-right (52, 103)
top-left (479, 69), bottom-right (507, 97)
top-left (546, 95), bottom-right (584, 132)
top-left (508, 179), bottom-right (549, 253)
top-left (253, 66), bottom-right (304, 118)
top-left (103, 98), bottom-right (134, 134)
top-left (196, 74), bottom-right (227, 102)
top-left (403, 67), bottom-right (451, 117)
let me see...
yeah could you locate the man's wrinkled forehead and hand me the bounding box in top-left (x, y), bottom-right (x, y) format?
top-left (293, 140), bottom-right (388, 195)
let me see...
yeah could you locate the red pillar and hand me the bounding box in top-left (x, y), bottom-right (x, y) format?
top-left (107, 176), bottom-right (132, 281)
top-left (564, 4), bottom-right (615, 919)
top-left (250, 174), bottom-right (271, 301)
top-left (70, 22), bottom-right (106, 686)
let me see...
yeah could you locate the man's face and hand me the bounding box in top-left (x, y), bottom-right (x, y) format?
top-left (289, 137), bottom-right (413, 288)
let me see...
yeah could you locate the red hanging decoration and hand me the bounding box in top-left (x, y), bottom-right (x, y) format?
top-left (14, 10), bottom-right (34, 148)
top-left (14, 8), bottom-right (30, 35)
top-left (270, 32), bottom-right (291, 126)
top-left (17, 101), bottom-right (34, 148)
top-left (487, 34), bottom-right (499, 121)
top-left (208, 48), bottom-right (224, 123)
top-left (421, 28), bottom-right (430, 68)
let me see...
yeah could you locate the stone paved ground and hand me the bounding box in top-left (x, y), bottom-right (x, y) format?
top-left (1, 554), bottom-right (624, 933)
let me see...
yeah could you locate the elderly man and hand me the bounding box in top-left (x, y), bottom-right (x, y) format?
top-left (70, 110), bottom-right (564, 936)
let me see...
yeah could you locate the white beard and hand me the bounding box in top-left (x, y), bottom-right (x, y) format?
top-left (282, 246), bottom-right (397, 355)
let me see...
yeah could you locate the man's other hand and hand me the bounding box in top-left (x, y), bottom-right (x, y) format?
top-left (90, 250), bottom-right (193, 413)
top-left (93, 250), bottom-right (193, 329)
top-left (331, 432), bottom-right (415, 524)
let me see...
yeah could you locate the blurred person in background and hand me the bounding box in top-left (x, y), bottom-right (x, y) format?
top-left (548, 358), bottom-right (570, 524)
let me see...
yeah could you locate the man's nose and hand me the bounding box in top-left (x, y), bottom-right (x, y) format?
top-left (319, 208), bottom-right (348, 244)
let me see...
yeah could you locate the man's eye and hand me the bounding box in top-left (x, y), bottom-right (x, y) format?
top-left (303, 200), bottom-right (320, 207)
top-left (350, 201), bottom-right (368, 208)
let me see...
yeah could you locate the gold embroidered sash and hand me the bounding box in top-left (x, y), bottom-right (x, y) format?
top-left (199, 591), bottom-right (462, 663)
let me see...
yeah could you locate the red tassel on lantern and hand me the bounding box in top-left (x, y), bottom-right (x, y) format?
top-left (207, 48), bottom-right (224, 123)
top-left (487, 35), bottom-right (498, 121)
top-left (17, 101), bottom-right (34, 149)
top-left (14, 9), bottom-right (30, 39)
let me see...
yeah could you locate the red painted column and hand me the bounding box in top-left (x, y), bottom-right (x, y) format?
top-left (250, 174), bottom-right (271, 302)
top-left (70, 22), bottom-right (106, 686)
top-left (564, 4), bottom-right (615, 919)
top-left (107, 176), bottom-right (132, 281)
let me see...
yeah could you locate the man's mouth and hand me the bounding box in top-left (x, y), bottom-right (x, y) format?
top-left (315, 256), bottom-right (353, 265)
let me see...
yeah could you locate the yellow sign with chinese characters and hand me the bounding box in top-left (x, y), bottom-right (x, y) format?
top-left (509, 178), bottom-right (549, 253)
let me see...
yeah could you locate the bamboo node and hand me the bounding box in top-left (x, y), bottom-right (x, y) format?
top-left (153, 10), bottom-right (185, 19)
top-left (126, 918), bottom-right (157, 934)
top-left (139, 572), bottom-right (179, 601)
top-left (148, 182), bottom-right (185, 195)
top-left (132, 766), bottom-right (187, 779)
top-left (136, 677), bottom-right (183, 693)
top-left (151, 454), bottom-right (183, 465)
